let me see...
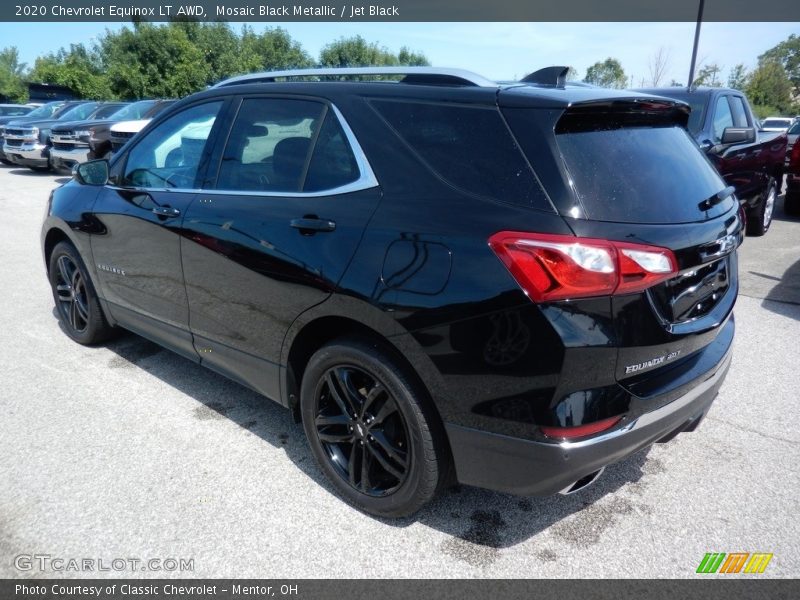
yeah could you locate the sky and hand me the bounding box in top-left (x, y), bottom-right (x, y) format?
top-left (1, 22), bottom-right (798, 86)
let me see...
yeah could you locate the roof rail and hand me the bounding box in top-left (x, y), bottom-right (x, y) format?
top-left (213, 67), bottom-right (498, 88)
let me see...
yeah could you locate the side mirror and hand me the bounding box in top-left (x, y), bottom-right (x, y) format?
top-left (721, 127), bottom-right (756, 145)
top-left (73, 159), bottom-right (109, 186)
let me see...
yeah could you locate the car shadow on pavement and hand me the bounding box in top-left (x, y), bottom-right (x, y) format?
top-left (96, 326), bottom-right (655, 550)
top-left (7, 168), bottom-right (50, 176)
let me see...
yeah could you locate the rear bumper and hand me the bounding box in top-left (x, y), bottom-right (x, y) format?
top-left (50, 146), bottom-right (90, 172)
top-left (446, 345), bottom-right (732, 496)
top-left (3, 141), bottom-right (49, 168)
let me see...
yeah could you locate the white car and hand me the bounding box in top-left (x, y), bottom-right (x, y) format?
top-left (109, 119), bottom-right (152, 153)
top-left (760, 117), bottom-right (796, 132)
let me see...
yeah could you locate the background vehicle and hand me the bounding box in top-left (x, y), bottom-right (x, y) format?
top-left (87, 99), bottom-right (176, 161)
top-left (760, 116), bottom-right (796, 132)
top-left (0, 104), bottom-right (32, 117)
top-left (0, 100), bottom-right (67, 164)
top-left (108, 100), bottom-right (177, 154)
top-left (786, 120), bottom-right (800, 168)
top-left (3, 102), bottom-right (123, 171)
top-left (638, 86), bottom-right (787, 236)
top-left (43, 67), bottom-right (741, 517)
top-left (49, 102), bottom-right (134, 173)
top-left (785, 139), bottom-right (800, 216)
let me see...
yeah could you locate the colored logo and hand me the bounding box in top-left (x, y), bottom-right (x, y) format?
top-left (696, 552), bottom-right (773, 574)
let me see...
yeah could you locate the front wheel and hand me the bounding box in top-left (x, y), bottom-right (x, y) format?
top-left (300, 338), bottom-right (448, 518)
top-left (747, 179), bottom-right (777, 236)
top-left (48, 241), bottom-right (116, 345)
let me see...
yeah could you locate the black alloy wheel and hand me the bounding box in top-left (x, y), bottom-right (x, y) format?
top-left (314, 365), bottom-right (410, 496)
top-left (54, 254), bottom-right (90, 334)
top-left (48, 241), bottom-right (116, 345)
top-left (301, 338), bottom-right (448, 517)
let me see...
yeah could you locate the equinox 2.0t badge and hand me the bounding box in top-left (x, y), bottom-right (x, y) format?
top-left (96, 263), bottom-right (126, 276)
top-left (625, 350), bottom-right (682, 374)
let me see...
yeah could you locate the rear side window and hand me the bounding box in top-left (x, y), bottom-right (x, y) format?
top-left (557, 126), bottom-right (729, 224)
top-left (372, 100), bottom-right (550, 209)
top-left (729, 96), bottom-right (749, 128)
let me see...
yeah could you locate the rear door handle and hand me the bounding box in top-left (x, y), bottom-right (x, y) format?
top-left (152, 206), bottom-right (181, 218)
top-left (290, 217), bottom-right (336, 233)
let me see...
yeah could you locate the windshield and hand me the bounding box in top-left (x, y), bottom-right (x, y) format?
top-left (557, 125), bottom-right (731, 224)
top-left (762, 118), bottom-right (792, 128)
top-left (25, 102), bottom-right (64, 119)
top-left (92, 104), bottom-right (127, 119)
top-left (788, 121), bottom-right (800, 135)
top-left (110, 100), bottom-right (156, 121)
top-left (57, 103), bottom-right (100, 121)
top-left (0, 106), bottom-right (32, 116)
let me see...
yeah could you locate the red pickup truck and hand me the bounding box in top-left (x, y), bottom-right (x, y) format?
top-left (637, 87), bottom-right (788, 235)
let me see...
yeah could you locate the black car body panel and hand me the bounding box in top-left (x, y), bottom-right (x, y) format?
top-left (42, 72), bottom-right (741, 498)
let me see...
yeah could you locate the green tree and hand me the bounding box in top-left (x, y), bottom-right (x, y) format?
top-left (172, 20), bottom-right (242, 86)
top-left (583, 58), bottom-right (627, 89)
top-left (29, 44), bottom-right (112, 99)
top-left (693, 63), bottom-right (723, 87)
top-left (0, 46), bottom-right (27, 103)
top-left (239, 26), bottom-right (312, 73)
top-left (746, 59), bottom-right (793, 115)
top-left (759, 34), bottom-right (800, 97)
top-left (319, 35), bottom-right (428, 67)
top-left (100, 23), bottom-right (210, 99)
top-left (727, 64), bottom-right (749, 90)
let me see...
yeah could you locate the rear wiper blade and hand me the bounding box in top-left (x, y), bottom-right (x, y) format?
top-left (698, 186), bottom-right (736, 211)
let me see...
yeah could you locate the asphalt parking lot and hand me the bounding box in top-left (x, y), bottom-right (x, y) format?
top-left (0, 165), bottom-right (798, 579)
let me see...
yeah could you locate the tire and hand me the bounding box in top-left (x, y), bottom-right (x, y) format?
top-left (300, 338), bottom-right (448, 518)
top-left (48, 241), bottom-right (116, 345)
top-left (746, 178), bottom-right (777, 236)
top-left (785, 191), bottom-right (800, 217)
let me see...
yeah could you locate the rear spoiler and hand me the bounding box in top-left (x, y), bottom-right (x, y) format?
top-left (556, 98), bottom-right (690, 133)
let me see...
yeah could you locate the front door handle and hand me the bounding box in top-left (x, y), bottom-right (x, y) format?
top-left (290, 217), bottom-right (336, 233)
top-left (152, 206), bottom-right (181, 218)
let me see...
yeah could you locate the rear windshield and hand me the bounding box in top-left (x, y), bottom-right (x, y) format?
top-left (557, 126), bottom-right (730, 224)
top-left (762, 118), bottom-right (792, 129)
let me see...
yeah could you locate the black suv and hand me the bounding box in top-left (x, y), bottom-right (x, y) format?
top-left (42, 67), bottom-right (740, 517)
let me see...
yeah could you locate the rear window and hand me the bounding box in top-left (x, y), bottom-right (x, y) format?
top-left (371, 99), bottom-right (551, 211)
top-left (557, 126), bottom-right (730, 224)
top-left (762, 118), bottom-right (792, 129)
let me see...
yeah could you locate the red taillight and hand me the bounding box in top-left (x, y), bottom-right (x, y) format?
top-left (489, 231), bottom-right (678, 302)
top-left (540, 416), bottom-right (622, 440)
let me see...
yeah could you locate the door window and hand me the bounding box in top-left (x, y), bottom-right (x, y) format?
top-left (728, 96), bottom-right (749, 127)
top-left (122, 101), bottom-right (223, 189)
top-left (216, 98), bottom-right (332, 193)
top-left (712, 96), bottom-right (734, 141)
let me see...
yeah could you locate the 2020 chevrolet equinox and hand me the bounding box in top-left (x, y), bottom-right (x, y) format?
top-left (42, 67), bottom-right (740, 517)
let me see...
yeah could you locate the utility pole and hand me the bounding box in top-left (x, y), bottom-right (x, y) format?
top-left (687, 0), bottom-right (705, 88)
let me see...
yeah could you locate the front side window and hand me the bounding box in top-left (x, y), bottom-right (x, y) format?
top-left (216, 98), bottom-right (328, 193)
top-left (122, 101), bottom-right (222, 189)
top-left (712, 96), bottom-right (734, 141)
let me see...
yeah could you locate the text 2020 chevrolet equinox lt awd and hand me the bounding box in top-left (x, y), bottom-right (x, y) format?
top-left (41, 67), bottom-right (740, 517)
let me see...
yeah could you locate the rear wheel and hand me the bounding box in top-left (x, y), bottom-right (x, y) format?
top-left (747, 179), bottom-right (777, 236)
top-left (48, 241), bottom-right (115, 345)
top-left (300, 338), bottom-right (447, 518)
